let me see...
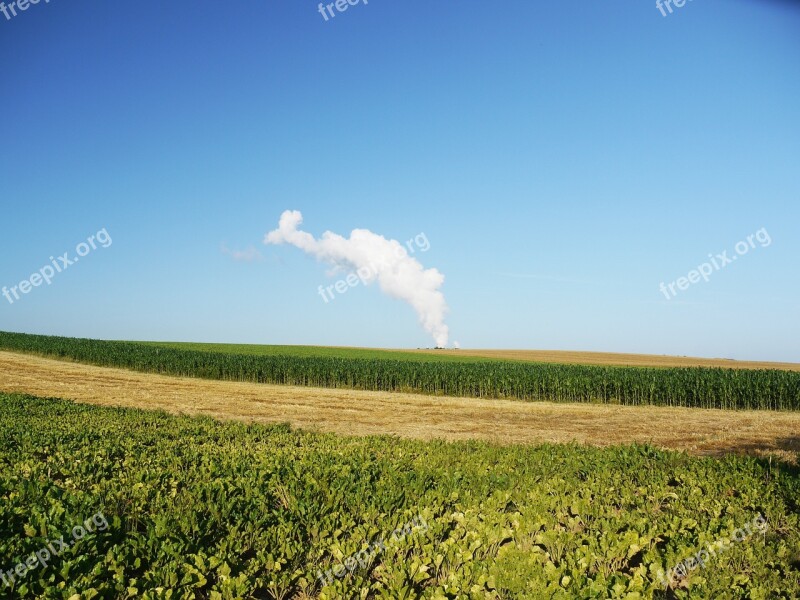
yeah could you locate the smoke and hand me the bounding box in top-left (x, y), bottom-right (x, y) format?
top-left (265, 210), bottom-right (450, 347)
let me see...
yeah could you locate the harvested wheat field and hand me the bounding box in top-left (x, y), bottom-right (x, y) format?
top-left (1, 350), bottom-right (798, 462)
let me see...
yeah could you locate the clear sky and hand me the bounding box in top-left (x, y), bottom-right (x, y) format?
top-left (1, 0), bottom-right (798, 362)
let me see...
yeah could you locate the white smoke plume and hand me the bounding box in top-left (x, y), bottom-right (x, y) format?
top-left (265, 210), bottom-right (450, 347)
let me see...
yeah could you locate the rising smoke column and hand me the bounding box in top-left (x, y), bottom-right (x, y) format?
top-left (265, 210), bottom-right (450, 347)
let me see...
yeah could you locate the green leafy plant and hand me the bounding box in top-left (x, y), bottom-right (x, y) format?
top-left (1, 393), bottom-right (799, 598)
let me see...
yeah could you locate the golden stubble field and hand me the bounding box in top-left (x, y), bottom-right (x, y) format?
top-left (1, 350), bottom-right (798, 462)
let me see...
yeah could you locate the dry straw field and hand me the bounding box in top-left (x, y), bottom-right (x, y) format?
top-left (2, 351), bottom-right (798, 463)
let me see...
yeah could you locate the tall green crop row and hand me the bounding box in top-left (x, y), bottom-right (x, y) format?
top-left (1, 331), bottom-right (798, 411)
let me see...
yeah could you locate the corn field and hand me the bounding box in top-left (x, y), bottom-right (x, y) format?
top-left (1, 331), bottom-right (798, 410)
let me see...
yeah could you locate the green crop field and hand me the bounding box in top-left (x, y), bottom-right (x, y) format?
top-left (0, 393), bottom-right (798, 599)
top-left (140, 342), bottom-right (490, 363)
top-left (1, 331), bottom-right (799, 411)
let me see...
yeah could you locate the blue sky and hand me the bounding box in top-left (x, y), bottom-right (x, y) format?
top-left (1, 0), bottom-right (798, 361)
